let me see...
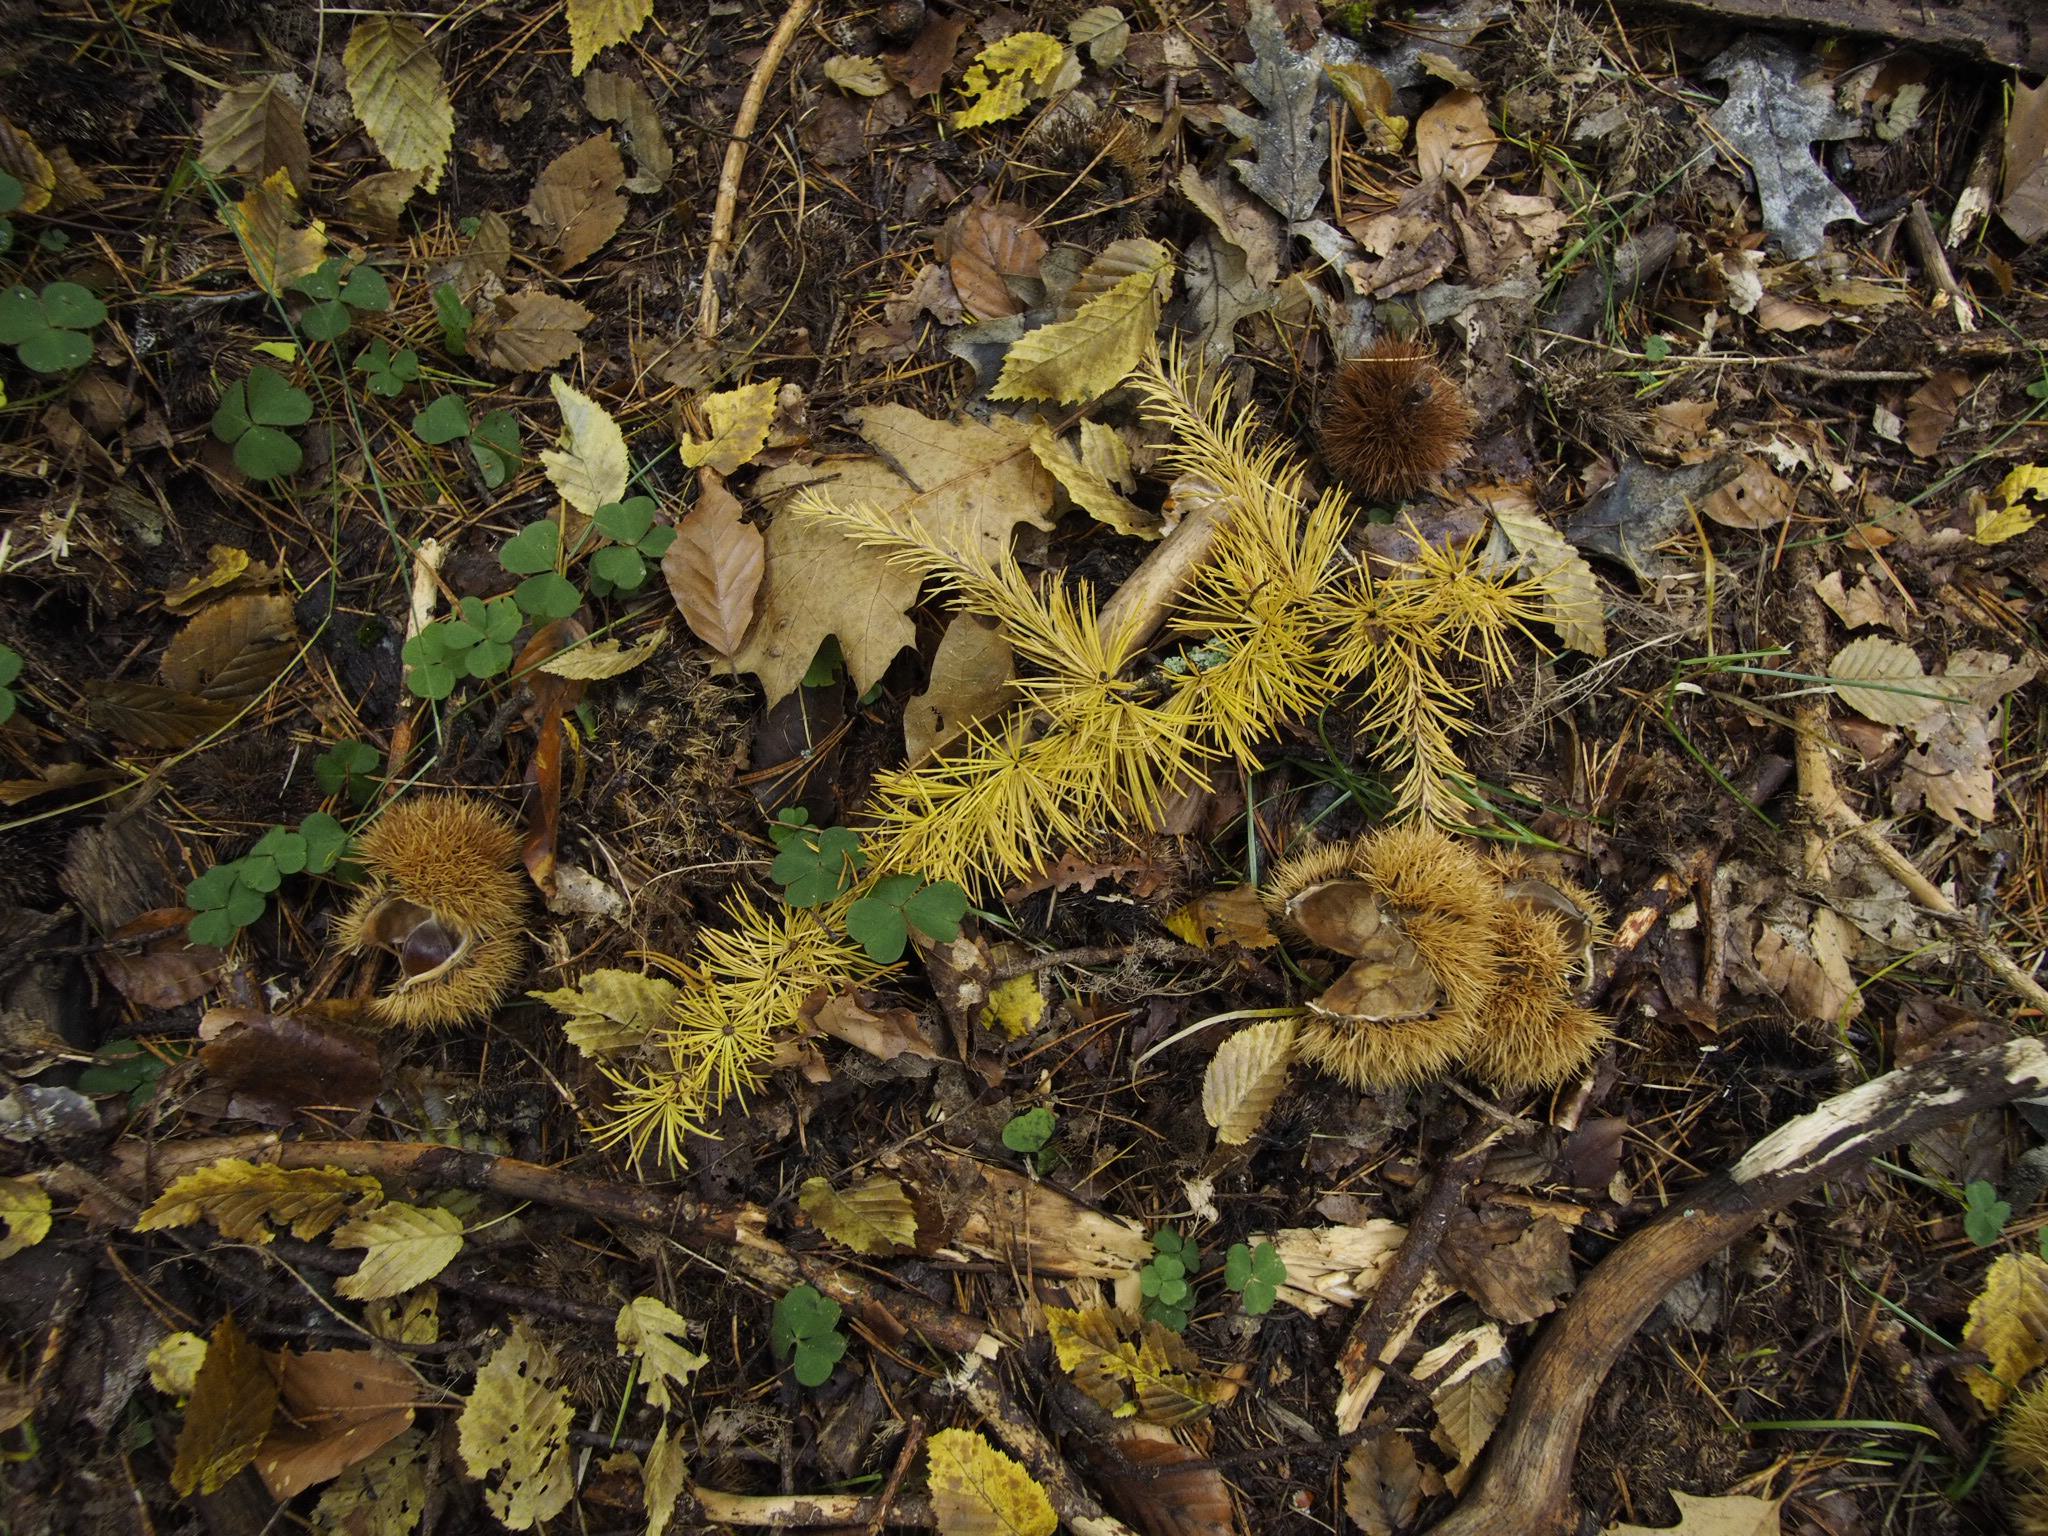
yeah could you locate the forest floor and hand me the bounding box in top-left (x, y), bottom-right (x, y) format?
top-left (2, 1), bottom-right (2048, 1534)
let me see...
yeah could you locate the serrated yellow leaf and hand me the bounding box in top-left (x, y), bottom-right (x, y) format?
top-left (643, 1419), bottom-right (690, 1536)
top-left (312, 1428), bottom-right (429, 1536)
top-left (1202, 1017), bottom-right (1296, 1145)
top-left (1485, 490), bottom-right (1607, 658)
top-left (1996, 464), bottom-right (2048, 506)
top-left (1030, 424), bottom-right (1160, 538)
top-left (953, 33), bottom-right (1068, 129)
top-left (148, 1332), bottom-right (209, 1398)
top-left (543, 374), bottom-right (629, 516)
top-left (1965, 1252), bottom-right (2048, 1411)
top-left (458, 1323), bottom-right (575, 1529)
top-left (366, 1287), bottom-right (440, 1345)
top-left (798, 1174), bottom-right (918, 1255)
top-left (332, 1203), bottom-right (464, 1300)
top-left (992, 243), bottom-right (1173, 404)
top-left (1043, 1305), bottom-right (1216, 1426)
top-left (172, 1315), bottom-right (278, 1497)
top-left (566, 0), bottom-right (653, 76)
top-left (1975, 500), bottom-right (2040, 546)
top-left (0, 1175), bottom-right (50, 1259)
top-left (0, 118), bottom-right (54, 214)
top-left (530, 968), bottom-right (678, 1055)
top-left (925, 1427), bottom-right (1057, 1536)
top-left (223, 168), bottom-right (326, 297)
top-left (615, 1297), bottom-right (707, 1412)
top-left (345, 17), bottom-right (453, 194)
top-left (1826, 636), bottom-right (1940, 727)
top-left (136, 1158), bottom-right (382, 1244)
top-left (538, 629), bottom-right (667, 680)
top-left (679, 380), bottom-right (779, 476)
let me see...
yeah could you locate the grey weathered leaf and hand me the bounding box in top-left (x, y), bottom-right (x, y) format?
top-left (1704, 37), bottom-right (1860, 260)
top-left (1222, 0), bottom-right (1328, 224)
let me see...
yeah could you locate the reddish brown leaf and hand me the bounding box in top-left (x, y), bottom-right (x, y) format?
top-left (255, 1349), bottom-right (421, 1499)
top-left (100, 909), bottom-right (226, 1010)
top-left (803, 989), bottom-right (944, 1063)
top-left (524, 133), bottom-right (626, 271)
top-left (1088, 1426), bottom-right (1237, 1536)
top-left (662, 473), bottom-right (764, 657)
top-left (85, 681), bottom-right (237, 749)
top-left (939, 198), bottom-right (1048, 319)
top-left (160, 594), bottom-right (299, 701)
top-left (199, 1005), bottom-right (384, 1125)
top-left (884, 11), bottom-right (969, 97)
top-left (1903, 369), bottom-right (1969, 458)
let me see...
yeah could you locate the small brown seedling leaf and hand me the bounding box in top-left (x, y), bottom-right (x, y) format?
top-left (798, 1174), bottom-right (918, 1255)
top-left (172, 1315), bottom-right (279, 1496)
top-left (199, 76), bottom-right (311, 197)
top-left (663, 475), bottom-right (764, 657)
top-left (906, 614), bottom-right (1015, 761)
top-left (331, 1203), bottom-right (464, 1300)
top-left (474, 289), bottom-right (594, 372)
top-left (223, 169), bottom-right (326, 296)
top-left (1203, 1017), bottom-right (1296, 1145)
top-left (566, 0), bottom-right (653, 76)
top-left (525, 133), bottom-right (627, 270)
top-left (678, 380), bottom-right (778, 476)
top-left (457, 1323), bottom-right (575, 1530)
top-left (614, 1297), bottom-right (706, 1412)
top-left (137, 1158), bottom-right (382, 1244)
top-left (1827, 636), bottom-right (1940, 727)
top-left (344, 17), bottom-right (453, 193)
top-left (925, 1427), bottom-right (1057, 1536)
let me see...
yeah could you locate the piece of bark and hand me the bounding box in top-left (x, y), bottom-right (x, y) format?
top-left (1634, 0), bottom-right (2047, 75)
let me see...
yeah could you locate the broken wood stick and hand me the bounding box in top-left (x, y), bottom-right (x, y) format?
top-left (1422, 1033), bottom-right (2048, 1536)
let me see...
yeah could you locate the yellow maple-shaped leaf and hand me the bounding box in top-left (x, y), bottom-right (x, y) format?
top-left (1202, 1017), bottom-right (1296, 1146)
top-left (530, 967), bottom-right (678, 1056)
top-left (331, 1202), bottom-right (465, 1300)
top-left (537, 630), bottom-right (667, 680)
top-left (644, 1419), bottom-right (690, 1536)
top-left (1029, 424), bottom-right (1159, 539)
top-left (172, 1315), bottom-right (279, 1496)
top-left (615, 1296), bottom-right (707, 1412)
top-left (1966, 1252), bottom-right (2048, 1411)
top-left (312, 1428), bottom-right (430, 1536)
top-left (0, 1175), bottom-right (51, 1259)
top-left (566, 0), bottom-right (653, 76)
top-left (543, 374), bottom-right (629, 516)
top-left (136, 1158), bottom-right (382, 1244)
top-left (458, 1322), bottom-right (575, 1529)
top-left (1485, 489), bottom-right (1608, 658)
top-left (679, 380), bottom-right (779, 476)
top-left (992, 240), bottom-right (1173, 404)
top-left (148, 1331), bottom-right (209, 1399)
top-left (925, 1427), bottom-right (1057, 1536)
top-left (344, 17), bottom-right (454, 194)
top-left (797, 1174), bottom-right (918, 1255)
top-left (1975, 500), bottom-right (2040, 546)
top-left (223, 168), bottom-right (326, 297)
top-left (952, 32), bottom-right (1067, 129)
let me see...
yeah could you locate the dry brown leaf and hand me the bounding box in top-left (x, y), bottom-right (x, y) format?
top-left (341, 168), bottom-right (422, 230)
top-left (1700, 455), bottom-right (1793, 529)
top-left (1415, 90), bottom-right (1494, 188)
top-left (850, 405), bottom-right (1058, 564)
top-left (663, 475), bottom-right (764, 657)
top-left (1417, 1328), bottom-right (1510, 1494)
top-left (85, 682), bottom-right (237, 749)
top-left (1827, 636), bottom-right (1939, 727)
top-left (1091, 1423), bottom-right (1236, 1536)
top-left (198, 76), bottom-right (311, 198)
top-left (1605, 1492), bottom-right (1783, 1536)
top-left (160, 594), bottom-right (299, 702)
top-left (524, 133), bottom-right (627, 271)
top-left (1812, 569), bottom-right (1898, 632)
top-left (806, 989), bottom-right (943, 1062)
top-left (1166, 884), bottom-right (1277, 949)
top-left (1479, 484), bottom-right (1606, 657)
top-left (473, 289), bottom-right (594, 372)
top-left (939, 198), bottom-right (1048, 319)
top-left (172, 1315), bottom-right (279, 1496)
top-left (1894, 649), bottom-right (2036, 825)
top-left (904, 614), bottom-right (1015, 761)
top-left (1030, 423), bottom-right (1160, 538)
top-left (255, 1349), bottom-right (419, 1499)
top-left (1903, 371), bottom-right (1969, 458)
top-left (582, 69), bottom-right (671, 191)
top-left (1343, 1430), bottom-right (1423, 1535)
top-left (1749, 907), bottom-right (1862, 1025)
top-left (1439, 1210), bottom-right (1575, 1325)
top-left (223, 169), bottom-right (326, 296)
top-left (0, 118), bottom-right (54, 214)
top-left (885, 12), bottom-right (969, 97)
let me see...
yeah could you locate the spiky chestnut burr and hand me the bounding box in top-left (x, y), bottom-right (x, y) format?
top-left (1262, 825), bottom-right (1502, 1088)
top-left (334, 795), bottom-right (528, 1029)
top-left (1320, 337), bottom-right (1478, 502)
top-left (1466, 850), bottom-right (1611, 1094)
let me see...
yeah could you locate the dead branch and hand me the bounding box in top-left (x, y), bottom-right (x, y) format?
top-left (1621, 0), bottom-right (2047, 75)
top-left (1423, 1033), bottom-right (2048, 1535)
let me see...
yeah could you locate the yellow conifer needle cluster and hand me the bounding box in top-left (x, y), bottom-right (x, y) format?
top-left (792, 345), bottom-right (1549, 889)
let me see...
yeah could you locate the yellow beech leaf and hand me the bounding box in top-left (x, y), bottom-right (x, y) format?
top-left (0, 117), bottom-right (55, 214)
top-left (1483, 487), bottom-right (1608, 658)
top-left (542, 374), bottom-right (629, 516)
top-left (538, 629), bottom-right (667, 680)
top-left (1979, 464), bottom-right (2048, 545)
top-left (798, 1174), bottom-right (918, 1255)
top-left (992, 241), bottom-right (1173, 404)
top-left (1965, 1252), bottom-right (2048, 1411)
top-left (148, 1331), bottom-right (209, 1399)
top-left (925, 1427), bottom-right (1057, 1536)
top-left (136, 1158), bottom-right (382, 1244)
top-left (331, 1202), bottom-right (465, 1300)
top-left (825, 56), bottom-right (892, 97)
top-left (530, 967), bottom-right (678, 1055)
top-left (1202, 1017), bottom-right (1296, 1146)
top-left (678, 380), bottom-right (779, 476)
top-left (365, 1287), bottom-right (440, 1345)
top-left (644, 1419), bottom-right (690, 1536)
top-left (566, 0), bottom-right (654, 76)
top-left (344, 17), bottom-right (454, 193)
top-left (615, 1297), bottom-right (707, 1412)
top-left (458, 1323), bottom-right (575, 1530)
top-left (223, 168), bottom-right (326, 297)
top-left (953, 33), bottom-right (1067, 129)
top-left (312, 1428), bottom-right (430, 1536)
top-left (0, 1175), bottom-right (51, 1259)
top-left (1044, 1305), bottom-right (1216, 1426)
top-left (1030, 423), bottom-right (1160, 538)
top-left (172, 1315), bottom-right (279, 1496)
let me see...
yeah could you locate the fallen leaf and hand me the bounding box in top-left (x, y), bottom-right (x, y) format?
top-left (1894, 648), bottom-right (2036, 826)
top-left (1966, 1251), bottom-right (2048, 1412)
top-left (1416, 90), bottom-right (1495, 188)
top-left (101, 910), bottom-right (227, 1010)
top-left (993, 239), bottom-right (1173, 404)
top-left (537, 630), bottom-right (664, 680)
top-left (85, 682), bottom-right (237, 750)
top-left (1604, 1490), bottom-right (1783, 1536)
top-left (644, 1421), bottom-right (689, 1536)
top-left (805, 989), bottom-right (942, 1063)
top-left (885, 12), bottom-right (968, 98)
top-left (223, 169), bottom-right (326, 296)
top-left (1440, 1210), bottom-right (1575, 1325)
top-left (1069, 8), bottom-right (1130, 68)
top-left (825, 56), bottom-right (892, 97)
top-left (1203, 1018), bottom-right (1296, 1146)
top-left (136, 1158), bottom-right (381, 1244)
top-left (530, 968), bottom-right (676, 1055)
top-left (342, 168), bottom-right (422, 230)
top-left (1166, 884), bottom-right (1277, 949)
top-left (848, 405), bottom-right (1059, 565)
top-left (172, 1315), bottom-right (279, 1496)
top-left (940, 198), bottom-right (1048, 320)
top-left (952, 33), bottom-right (1067, 130)
top-left (926, 1428), bottom-right (1056, 1536)
top-left (1998, 76), bottom-right (2048, 242)
top-left (566, 0), bottom-right (653, 76)
top-left (256, 1349), bottom-right (419, 1499)
top-left (0, 118), bottom-right (54, 213)
top-left (0, 1178), bottom-right (50, 1261)
top-left (473, 289), bottom-right (594, 372)
top-left (678, 380), bottom-right (778, 476)
top-left (1903, 371), bottom-right (1969, 457)
top-left (542, 374), bottom-right (628, 516)
top-left (198, 1007), bottom-right (383, 1123)
top-left (1045, 1307), bottom-right (1217, 1425)
top-left (309, 1430), bottom-right (429, 1536)
top-left (1827, 636), bottom-right (1939, 727)
top-left (1416, 1326), bottom-right (1510, 1493)
top-left (331, 1203), bottom-right (464, 1300)
top-left (663, 474), bottom-right (764, 658)
top-left (905, 614), bottom-right (1015, 761)
top-left (1813, 569), bottom-right (1897, 632)
top-left (1224, 0), bottom-right (1328, 223)
top-left (1481, 485), bottom-right (1606, 657)
top-left (1031, 422), bottom-right (1160, 537)
top-left (582, 69), bottom-right (672, 191)
top-left (1090, 1423), bottom-right (1235, 1536)
top-left (344, 17), bottom-right (453, 193)
top-left (160, 593), bottom-right (299, 701)
top-left (1749, 907), bottom-right (1862, 1025)
top-left (614, 1297), bottom-right (705, 1411)
top-left (798, 1174), bottom-right (918, 1254)
top-left (525, 134), bottom-right (627, 270)
top-left (1704, 38), bottom-right (1860, 259)
top-left (198, 75), bottom-right (311, 197)
top-left (1699, 455), bottom-right (1793, 529)
top-left (1343, 1430), bottom-right (1424, 1535)
top-left (456, 1323), bottom-right (574, 1530)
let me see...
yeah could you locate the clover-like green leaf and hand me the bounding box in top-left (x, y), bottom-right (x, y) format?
top-left (39, 282), bottom-right (105, 330)
top-left (590, 545), bottom-right (645, 591)
top-left (413, 394), bottom-right (471, 445)
top-left (315, 739), bottom-right (381, 801)
top-left (469, 408), bottom-right (520, 489)
top-left (187, 908), bottom-right (238, 948)
top-left (341, 265), bottom-right (392, 312)
top-left (500, 520), bottom-right (560, 575)
top-left (593, 497), bottom-right (658, 546)
top-left (232, 425), bottom-right (304, 481)
top-left (0, 285), bottom-right (40, 345)
top-left (17, 326), bottom-right (90, 373)
top-left (299, 300), bottom-right (352, 343)
top-left (244, 364), bottom-right (313, 427)
top-left (771, 824), bottom-right (866, 909)
top-left (299, 812), bottom-right (350, 873)
top-left (515, 571), bottom-right (581, 621)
